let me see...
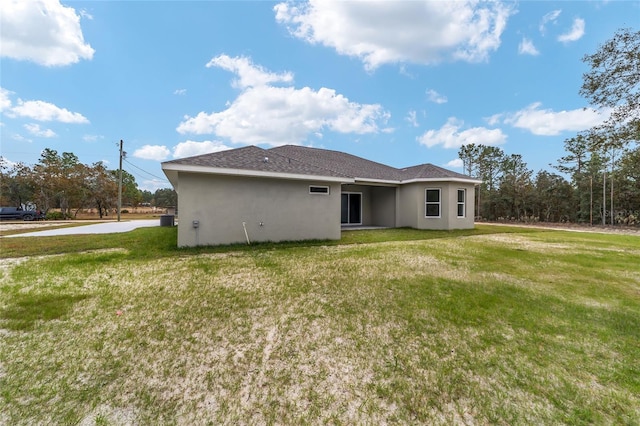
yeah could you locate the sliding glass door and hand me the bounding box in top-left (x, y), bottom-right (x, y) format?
top-left (341, 192), bottom-right (362, 225)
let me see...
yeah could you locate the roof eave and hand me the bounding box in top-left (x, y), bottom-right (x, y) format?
top-left (163, 169), bottom-right (179, 190)
top-left (353, 178), bottom-right (400, 186)
top-left (161, 163), bottom-right (353, 183)
top-left (353, 177), bottom-right (483, 185)
top-left (401, 177), bottom-right (483, 185)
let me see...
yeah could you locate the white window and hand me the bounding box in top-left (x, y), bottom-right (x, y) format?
top-left (457, 189), bottom-right (466, 217)
top-left (309, 186), bottom-right (329, 194)
top-left (425, 188), bottom-right (441, 218)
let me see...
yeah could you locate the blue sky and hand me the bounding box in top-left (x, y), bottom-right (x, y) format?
top-left (1, 1), bottom-right (637, 192)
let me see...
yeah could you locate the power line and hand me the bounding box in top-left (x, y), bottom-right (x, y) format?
top-left (123, 158), bottom-right (169, 182)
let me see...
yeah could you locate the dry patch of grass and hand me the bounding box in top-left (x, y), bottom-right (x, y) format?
top-left (0, 228), bottom-right (639, 424)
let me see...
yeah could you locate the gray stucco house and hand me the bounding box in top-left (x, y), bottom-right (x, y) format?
top-left (162, 145), bottom-right (481, 247)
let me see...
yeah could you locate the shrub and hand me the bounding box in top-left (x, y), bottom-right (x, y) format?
top-left (45, 211), bottom-right (65, 220)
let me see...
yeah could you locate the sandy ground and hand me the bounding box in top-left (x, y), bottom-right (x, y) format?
top-left (0, 222), bottom-right (73, 231)
top-left (480, 221), bottom-right (640, 237)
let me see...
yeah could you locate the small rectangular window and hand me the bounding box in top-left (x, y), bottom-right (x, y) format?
top-left (425, 188), bottom-right (441, 217)
top-left (457, 189), bottom-right (466, 217)
top-left (309, 185), bottom-right (329, 194)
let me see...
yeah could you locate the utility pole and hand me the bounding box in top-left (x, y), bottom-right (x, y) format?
top-left (590, 176), bottom-right (593, 227)
top-left (610, 148), bottom-right (615, 226)
top-left (117, 139), bottom-right (123, 222)
top-left (602, 171), bottom-right (606, 226)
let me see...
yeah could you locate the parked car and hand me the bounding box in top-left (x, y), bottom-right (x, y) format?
top-left (0, 207), bottom-right (44, 221)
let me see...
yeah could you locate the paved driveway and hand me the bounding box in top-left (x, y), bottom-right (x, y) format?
top-left (3, 220), bottom-right (162, 238)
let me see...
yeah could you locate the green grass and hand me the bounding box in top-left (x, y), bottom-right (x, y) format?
top-left (0, 225), bottom-right (639, 424)
top-left (1, 293), bottom-right (90, 331)
top-left (0, 224), bottom-right (530, 259)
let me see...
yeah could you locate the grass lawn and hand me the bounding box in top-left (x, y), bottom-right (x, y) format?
top-left (0, 225), bottom-right (638, 424)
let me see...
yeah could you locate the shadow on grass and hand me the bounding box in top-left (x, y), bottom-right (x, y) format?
top-left (1, 293), bottom-right (90, 331)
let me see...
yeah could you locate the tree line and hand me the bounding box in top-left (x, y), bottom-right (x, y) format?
top-left (0, 148), bottom-right (176, 218)
top-left (458, 141), bottom-right (639, 225)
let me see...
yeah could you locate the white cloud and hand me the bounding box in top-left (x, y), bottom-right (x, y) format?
top-left (179, 86), bottom-right (388, 144)
top-left (173, 89), bottom-right (187, 96)
top-left (445, 158), bottom-right (463, 168)
top-left (139, 179), bottom-right (171, 193)
top-left (24, 123), bottom-right (56, 138)
top-left (274, 1), bottom-right (513, 70)
top-left (83, 134), bottom-right (103, 142)
top-left (132, 145), bottom-right (171, 161)
top-left (131, 142), bottom-right (245, 165)
top-left (558, 18), bottom-right (585, 43)
top-left (12, 133), bottom-right (32, 143)
top-left (405, 110), bottom-right (419, 127)
top-left (79, 9), bottom-right (93, 20)
top-left (178, 56), bottom-right (389, 145)
top-left (1, 0), bottom-right (94, 66)
top-left (0, 157), bottom-right (18, 169)
top-left (8, 99), bottom-right (89, 123)
top-left (0, 88), bottom-right (13, 111)
top-left (206, 54), bottom-right (293, 89)
top-left (503, 102), bottom-right (609, 135)
top-left (518, 37), bottom-right (540, 56)
top-left (426, 89), bottom-right (448, 104)
top-left (539, 9), bottom-right (561, 34)
top-left (172, 140), bottom-right (232, 158)
top-left (418, 117), bottom-right (507, 149)
top-left (485, 113), bottom-right (503, 126)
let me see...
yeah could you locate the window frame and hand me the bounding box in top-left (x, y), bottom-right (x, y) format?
top-left (457, 188), bottom-right (466, 218)
top-left (425, 188), bottom-right (441, 218)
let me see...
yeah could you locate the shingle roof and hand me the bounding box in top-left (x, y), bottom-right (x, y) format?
top-left (162, 144), bottom-right (479, 183)
top-left (398, 163), bottom-right (476, 181)
top-left (269, 145), bottom-right (402, 181)
top-left (163, 145), bottom-right (348, 178)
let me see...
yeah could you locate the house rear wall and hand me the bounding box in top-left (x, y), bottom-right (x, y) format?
top-left (398, 182), bottom-right (476, 230)
top-left (177, 173), bottom-right (342, 247)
